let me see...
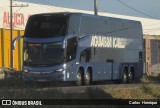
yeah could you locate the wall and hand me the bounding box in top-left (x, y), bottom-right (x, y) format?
top-left (0, 28), bottom-right (24, 70)
top-left (145, 36), bottom-right (160, 75)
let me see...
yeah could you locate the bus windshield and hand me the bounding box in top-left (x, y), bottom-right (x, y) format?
top-left (24, 42), bottom-right (64, 67)
top-left (25, 14), bottom-right (69, 38)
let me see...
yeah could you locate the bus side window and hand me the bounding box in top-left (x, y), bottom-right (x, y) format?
top-left (80, 48), bottom-right (91, 62)
top-left (66, 37), bottom-right (77, 62)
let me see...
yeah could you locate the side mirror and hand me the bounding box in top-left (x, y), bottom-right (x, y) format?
top-left (12, 36), bottom-right (24, 50)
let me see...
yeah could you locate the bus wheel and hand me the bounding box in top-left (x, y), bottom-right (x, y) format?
top-left (122, 71), bottom-right (127, 84)
top-left (76, 69), bottom-right (83, 86)
top-left (127, 71), bottom-right (133, 84)
top-left (84, 70), bottom-right (91, 85)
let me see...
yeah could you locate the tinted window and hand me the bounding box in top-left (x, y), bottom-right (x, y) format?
top-left (80, 48), bottom-right (91, 62)
top-left (66, 37), bottom-right (77, 62)
top-left (25, 14), bottom-right (69, 38)
top-left (24, 42), bottom-right (64, 67)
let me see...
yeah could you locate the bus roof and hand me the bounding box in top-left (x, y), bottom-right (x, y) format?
top-left (30, 12), bottom-right (140, 24)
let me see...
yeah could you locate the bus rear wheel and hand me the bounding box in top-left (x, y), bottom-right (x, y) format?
top-left (84, 70), bottom-right (92, 85)
top-left (127, 71), bottom-right (133, 84)
top-left (76, 69), bottom-right (83, 86)
top-left (122, 71), bottom-right (127, 84)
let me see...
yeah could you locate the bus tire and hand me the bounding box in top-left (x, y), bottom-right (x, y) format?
top-left (76, 69), bottom-right (83, 86)
top-left (84, 70), bottom-right (92, 85)
top-left (122, 71), bottom-right (127, 84)
top-left (127, 71), bottom-right (133, 84)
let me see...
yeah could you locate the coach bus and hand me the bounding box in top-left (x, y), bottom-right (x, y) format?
top-left (13, 13), bottom-right (143, 85)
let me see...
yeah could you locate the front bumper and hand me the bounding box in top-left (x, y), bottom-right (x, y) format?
top-left (22, 71), bottom-right (65, 82)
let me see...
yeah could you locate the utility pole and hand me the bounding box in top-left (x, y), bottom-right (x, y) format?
top-left (157, 41), bottom-right (160, 73)
top-left (94, 0), bottom-right (98, 15)
top-left (10, 0), bottom-right (13, 69)
top-left (10, 0), bottom-right (28, 69)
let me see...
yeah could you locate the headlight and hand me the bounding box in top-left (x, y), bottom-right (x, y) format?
top-left (24, 69), bottom-right (29, 73)
top-left (56, 68), bottom-right (64, 72)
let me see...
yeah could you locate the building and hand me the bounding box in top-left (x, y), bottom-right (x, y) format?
top-left (144, 35), bottom-right (160, 75)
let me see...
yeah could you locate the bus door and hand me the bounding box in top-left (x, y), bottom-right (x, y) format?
top-left (106, 59), bottom-right (114, 80)
top-left (112, 63), bottom-right (121, 80)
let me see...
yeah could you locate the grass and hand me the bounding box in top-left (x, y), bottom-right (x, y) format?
top-left (104, 75), bottom-right (160, 99)
top-left (105, 85), bottom-right (160, 99)
top-left (139, 75), bottom-right (160, 83)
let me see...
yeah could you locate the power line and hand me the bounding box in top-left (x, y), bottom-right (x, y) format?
top-left (30, 0), bottom-right (52, 11)
top-left (26, 0), bottom-right (42, 13)
top-left (117, 0), bottom-right (160, 20)
top-left (41, 0), bottom-right (68, 12)
top-left (14, 7), bottom-right (23, 13)
top-left (28, 0), bottom-right (55, 13)
top-left (40, 0), bottom-right (67, 12)
top-left (34, 0), bottom-right (61, 12)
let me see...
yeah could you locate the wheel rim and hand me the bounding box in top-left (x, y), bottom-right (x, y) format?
top-left (77, 73), bottom-right (81, 81)
top-left (128, 72), bottom-right (133, 83)
top-left (76, 71), bottom-right (83, 86)
top-left (122, 72), bottom-right (127, 84)
top-left (84, 71), bottom-right (91, 85)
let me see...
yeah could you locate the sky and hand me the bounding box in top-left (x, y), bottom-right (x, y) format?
top-left (17, 0), bottom-right (160, 19)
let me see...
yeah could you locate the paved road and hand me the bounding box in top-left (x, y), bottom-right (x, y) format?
top-left (2, 81), bottom-right (159, 93)
top-left (0, 80), bottom-right (160, 100)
